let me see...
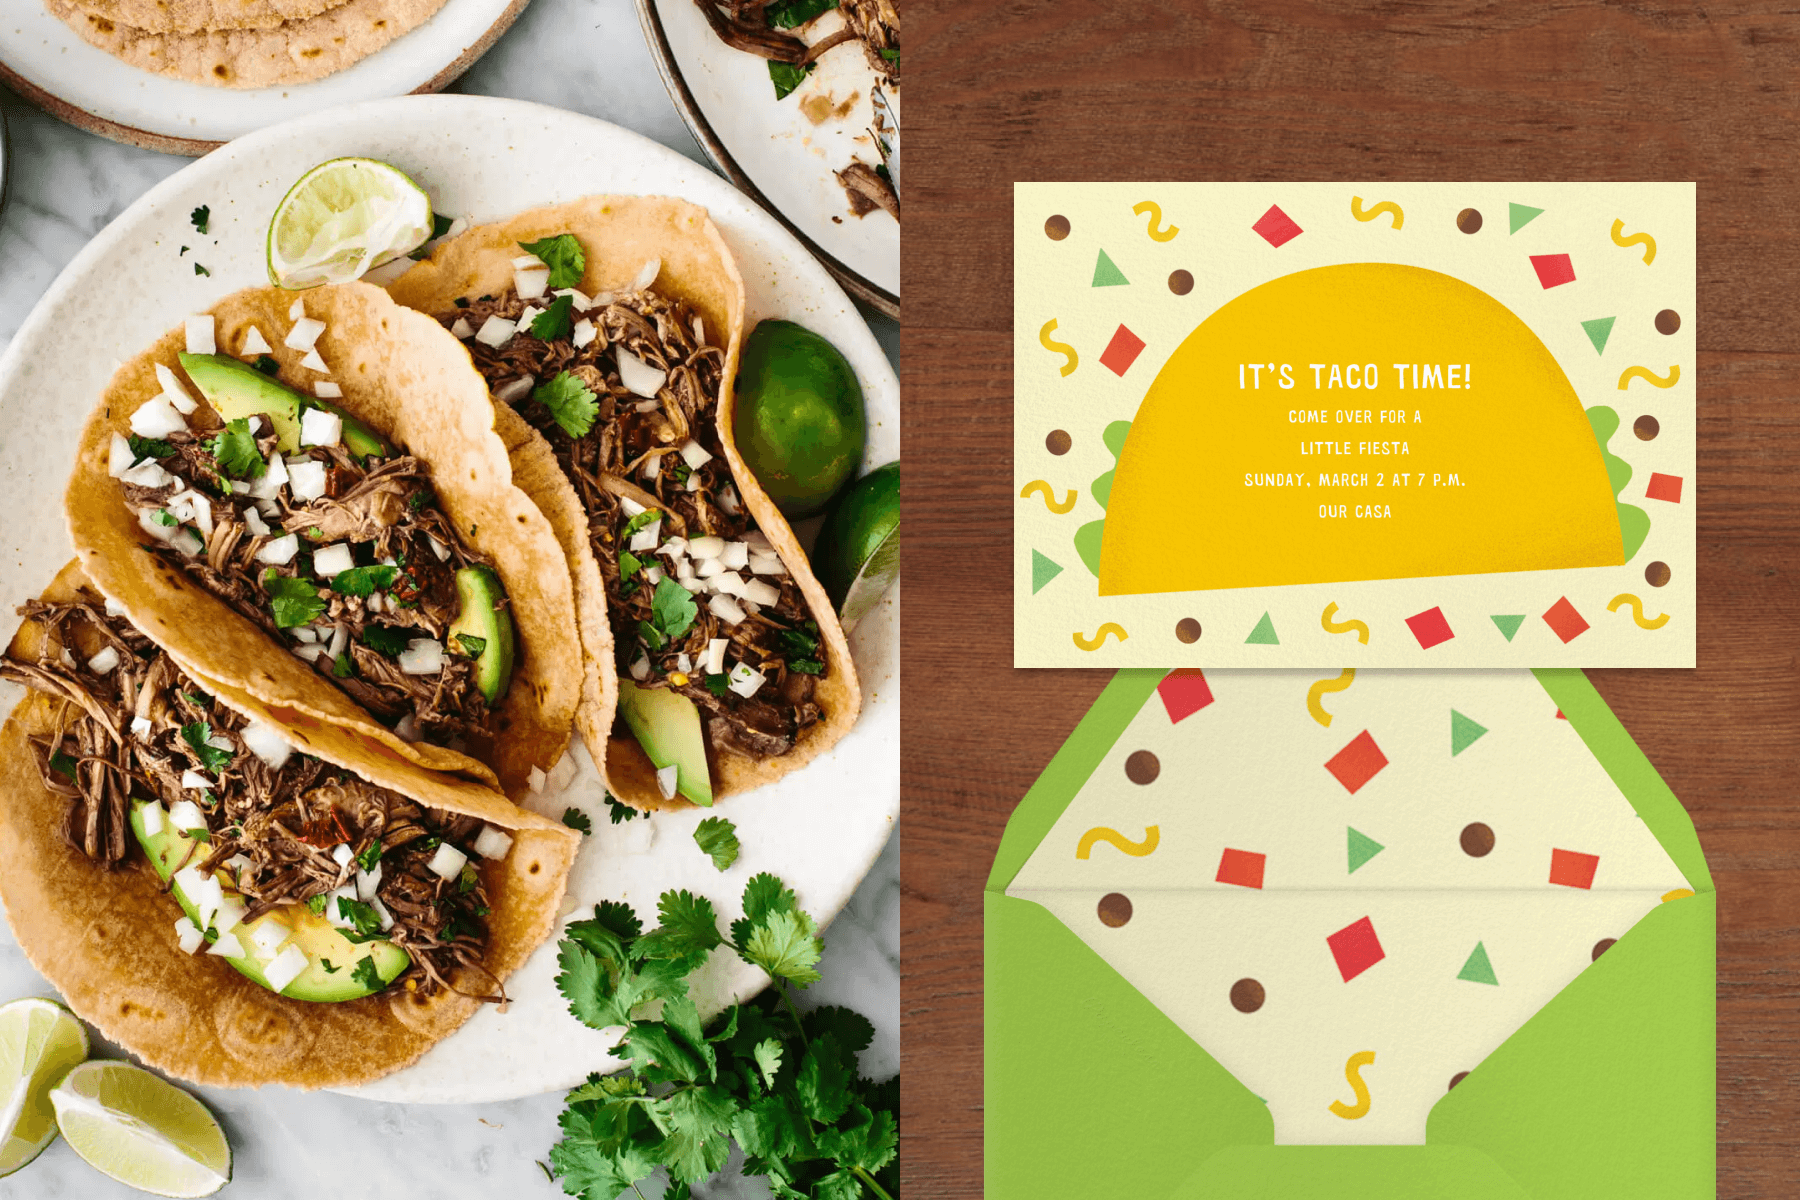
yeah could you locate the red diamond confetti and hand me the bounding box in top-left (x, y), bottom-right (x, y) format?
top-left (1542, 597), bottom-right (1589, 644)
top-left (1325, 730), bottom-right (1388, 795)
top-left (1549, 848), bottom-right (1600, 889)
top-left (1645, 472), bottom-right (1684, 503)
top-left (1529, 253), bottom-right (1576, 289)
top-left (1327, 916), bottom-right (1386, 982)
top-left (1405, 606), bottom-right (1455, 649)
top-left (1252, 205), bottom-right (1303, 248)
top-left (1215, 848), bottom-right (1266, 890)
top-left (1099, 325), bottom-right (1146, 376)
top-left (1157, 668), bottom-right (1215, 724)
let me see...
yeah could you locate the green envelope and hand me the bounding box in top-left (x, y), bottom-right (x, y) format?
top-left (985, 668), bottom-right (1714, 1200)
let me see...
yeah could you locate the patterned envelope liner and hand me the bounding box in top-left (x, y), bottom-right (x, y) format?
top-left (1005, 668), bottom-right (1690, 1145)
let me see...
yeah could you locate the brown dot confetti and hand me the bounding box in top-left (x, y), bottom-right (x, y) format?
top-left (1456, 208), bottom-right (1483, 234)
top-left (1045, 429), bottom-right (1072, 456)
top-left (1592, 938), bottom-right (1617, 961)
top-left (1449, 1071), bottom-right (1470, 1091)
top-left (1634, 414), bottom-right (1660, 441)
top-left (1045, 214), bottom-right (1071, 241)
top-left (1168, 269), bottom-right (1195, 295)
top-left (1230, 978), bottom-right (1265, 1013)
top-left (1460, 822), bottom-right (1495, 858)
top-left (1644, 561), bottom-right (1672, 588)
top-left (1175, 618), bottom-right (1202, 644)
top-left (1655, 309), bottom-right (1681, 335)
top-left (1097, 893), bottom-right (1133, 928)
top-left (1124, 750), bottom-right (1160, 785)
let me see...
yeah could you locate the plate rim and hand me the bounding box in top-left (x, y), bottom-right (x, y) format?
top-left (633, 0), bottom-right (899, 319)
top-left (0, 0), bottom-right (532, 158)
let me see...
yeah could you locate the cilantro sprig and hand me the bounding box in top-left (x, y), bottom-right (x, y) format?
top-left (694, 817), bottom-right (740, 872)
top-left (262, 571), bottom-right (327, 629)
top-left (535, 371), bottom-right (600, 439)
top-left (208, 418), bottom-right (265, 480)
top-left (549, 875), bottom-right (894, 1200)
top-left (180, 722), bottom-right (233, 772)
top-left (518, 235), bottom-right (586, 289)
top-left (531, 294), bottom-right (576, 342)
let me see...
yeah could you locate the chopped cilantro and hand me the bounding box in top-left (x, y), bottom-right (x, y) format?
top-left (693, 817), bottom-right (740, 872)
top-left (150, 509), bottom-right (179, 528)
top-left (605, 793), bottom-right (637, 824)
top-left (453, 633), bottom-right (487, 658)
top-left (563, 807), bottom-right (593, 835)
top-left (529, 294), bottom-right (575, 341)
top-left (453, 296), bottom-right (470, 308)
top-left (788, 658), bottom-right (824, 675)
top-left (517, 234), bottom-right (586, 289)
top-left (769, 61), bottom-right (815, 100)
top-left (621, 509), bottom-right (662, 540)
top-left (766, 0), bottom-right (834, 26)
top-left (668, 460), bottom-right (691, 484)
top-left (181, 690), bottom-right (211, 708)
top-left (637, 619), bottom-right (665, 652)
top-left (330, 564), bottom-right (398, 597)
top-left (335, 896), bottom-right (383, 940)
top-left (702, 673), bottom-right (730, 697)
top-left (190, 205), bottom-right (209, 234)
top-left (307, 895), bottom-right (327, 915)
top-left (407, 487), bottom-right (434, 513)
top-left (876, 163), bottom-right (893, 187)
top-left (618, 550), bottom-right (643, 581)
top-left (533, 371), bottom-right (599, 439)
top-left (651, 578), bottom-right (698, 642)
top-left (777, 624), bottom-right (819, 658)
top-left (320, 957), bottom-right (340, 973)
top-left (194, 263), bottom-right (210, 277)
top-left (881, 47), bottom-right (900, 59)
top-left (208, 418), bottom-right (266, 479)
top-left (362, 625), bottom-right (411, 657)
top-left (351, 956), bottom-right (384, 992)
top-left (458, 863), bottom-right (480, 894)
top-left (331, 653), bottom-right (356, 679)
top-left (48, 751), bottom-right (78, 780)
top-left (180, 722), bottom-right (234, 772)
top-left (128, 435), bottom-right (175, 460)
top-left (355, 841), bottom-right (381, 872)
top-left (253, 355), bottom-right (280, 376)
top-left (441, 909), bottom-right (482, 942)
top-left (262, 570), bottom-right (326, 629)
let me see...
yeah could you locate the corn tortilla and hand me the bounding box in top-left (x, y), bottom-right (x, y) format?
top-left (60, 0), bottom-right (344, 35)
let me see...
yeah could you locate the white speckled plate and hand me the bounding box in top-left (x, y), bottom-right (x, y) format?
top-left (0, 0), bottom-right (527, 155)
top-left (0, 93), bottom-right (897, 1103)
top-left (638, 0), bottom-right (898, 316)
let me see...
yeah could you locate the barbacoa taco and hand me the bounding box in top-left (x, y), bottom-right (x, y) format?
top-left (388, 196), bottom-right (862, 811)
top-left (0, 561), bottom-right (580, 1089)
top-left (65, 281), bottom-right (582, 800)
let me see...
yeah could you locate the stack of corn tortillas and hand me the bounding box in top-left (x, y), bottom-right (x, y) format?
top-left (44, 0), bottom-right (451, 88)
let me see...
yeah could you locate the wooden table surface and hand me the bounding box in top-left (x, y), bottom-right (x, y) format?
top-left (900, 3), bottom-right (1800, 1195)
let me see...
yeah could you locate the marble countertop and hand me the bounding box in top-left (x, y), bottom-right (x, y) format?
top-left (0, 2), bottom-right (899, 1195)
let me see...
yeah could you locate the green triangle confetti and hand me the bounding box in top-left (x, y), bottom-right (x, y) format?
top-left (1458, 941), bottom-right (1499, 986)
top-left (1347, 827), bottom-right (1385, 874)
top-left (1581, 316), bottom-right (1616, 356)
top-left (1031, 550), bottom-right (1063, 594)
top-left (1092, 249), bottom-right (1130, 287)
top-left (1508, 203), bottom-right (1544, 234)
top-left (1490, 614), bottom-right (1525, 642)
top-left (1450, 709), bottom-right (1489, 757)
top-left (1245, 612), bottom-right (1279, 645)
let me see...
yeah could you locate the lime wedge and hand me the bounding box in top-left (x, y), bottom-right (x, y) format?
top-left (50, 1061), bottom-right (230, 1198)
top-left (266, 157), bottom-right (433, 290)
top-left (811, 461), bottom-right (899, 628)
top-left (0, 998), bottom-right (88, 1177)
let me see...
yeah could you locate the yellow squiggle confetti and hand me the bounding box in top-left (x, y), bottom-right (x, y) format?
top-left (1307, 668), bottom-right (1357, 728)
top-left (1610, 219), bottom-right (1657, 265)
top-left (1662, 888), bottom-right (1695, 903)
top-left (1076, 824), bottom-right (1161, 860)
top-left (1072, 623), bottom-right (1128, 651)
top-left (1019, 480), bottom-right (1078, 514)
top-left (1132, 201), bottom-right (1179, 242)
top-left (1321, 602), bottom-right (1371, 645)
top-left (1038, 319), bottom-right (1079, 377)
top-left (1607, 593), bottom-right (1670, 630)
top-left (1350, 196), bottom-right (1404, 229)
top-left (1329, 1051), bottom-right (1377, 1120)
top-left (1618, 364), bottom-right (1679, 390)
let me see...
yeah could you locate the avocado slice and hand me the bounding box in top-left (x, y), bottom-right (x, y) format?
top-left (617, 679), bottom-right (713, 806)
top-left (177, 352), bottom-right (389, 462)
top-left (130, 800), bottom-right (408, 1002)
top-left (446, 565), bottom-right (516, 704)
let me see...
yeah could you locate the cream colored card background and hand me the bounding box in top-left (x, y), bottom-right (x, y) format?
top-left (1013, 182), bottom-right (1696, 667)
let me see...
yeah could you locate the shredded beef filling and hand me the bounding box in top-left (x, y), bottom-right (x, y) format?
top-left (0, 595), bottom-right (498, 1000)
top-left (114, 411), bottom-right (497, 750)
top-left (449, 286), bottom-right (825, 760)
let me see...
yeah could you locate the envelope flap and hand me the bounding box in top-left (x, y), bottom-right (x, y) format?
top-left (1170, 1145), bottom-right (1529, 1200)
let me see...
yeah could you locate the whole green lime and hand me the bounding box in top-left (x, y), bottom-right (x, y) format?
top-left (733, 320), bottom-right (867, 518)
top-left (812, 461), bottom-right (899, 625)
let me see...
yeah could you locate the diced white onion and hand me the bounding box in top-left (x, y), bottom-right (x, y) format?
top-left (618, 496), bottom-right (646, 519)
top-left (288, 460), bottom-right (328, 501)
top-left (679, 576), bottom-right (705, 594)
top-left (106, 434), bottom-right (136, 478)
top-left (182, 315), bottom-right (216, 356)
top-left (175, 866), bottom-right (222, 927)
top-left (299, 348), bottom-right (329, 373)
top-left (290, 626), bottom-right (318, 644)
top-left (249, 918), bottom-right (290, 959)
top-left (660, 536), bottom-right (687, 558)
top-left (299, 408), bottom-right (342, 448)
top-left (87, 646), bottom-right (120, 675)
top-left (741, 578), bottom-right (782, 607)
top-left (629, 519), bottom-right (661, 553)
top-left (631, 258), bottom-right (662, 291)
top-left (105, 596), bottom-right (129, 617)
top-left (426, 842), bottom-right (468, 881)
top-left (121, 461), bottom-right (173, 491)
top-left (241, 325), bottom-right (272, 355)
top-left (554, 287), bottom-right (592, 310)
top-left (263, 944), bottom-right (309, 992)
top-left (372, 897), bottom-right (395, 933)
top-left (399, 639), bottom-right (445, 675)
top-left (256, 533), bottom-right (300, 565)
top-left (207, 932), bottom-right (247, 959)
top-left (705, 638), bottom-right (729, 675)
top-left (475, 316), bottom-right (517, 347)
top-left (634, 399), bottom-right (659, 414)
top-left (212, 895), bottom-right (248, 935)
top-left (129, 395), bottom-right (188, 438)
top-left (685, 473), bottom-right (701, 493)
top-left (168, 799), bottom-right (207, 831)
top-left (708, 595), bottom-right (747, 625)
top-left (571, 317), bottom-right (597, 346)
top-left (643, 565), bottom-right (664, 585)
top-left (179, 769), bottom-right (210, 790)
top-left (330, 842), bottom-right (354, 868)
top-left (312, 543), bottom-right (354, 578)
top-left (675, 652), bottom-right (692, 673)
top-left (155, 364), bottom-right (198, 414)
top-left (323, 885), bottom-right (359, 929)
top-left (494, 377), bottom-right (534, 404)
top-left (473, 826), bottom-right (514, 860)
top-left (240, 510), bottom-right (268, 541)
top-left (548, 754), bottom-right (578, 793)
top-left (225, 854), bottom-right (254, 875)
top-left (642, 453), bottom-right (662, 482)
top-left (678, 440), bottom-right (713, 470)
top-left (130, 716), bottom-right (153, 741)
top-left (527, 764), bottom-right (547, 794)
top-left (428, 536), bottom-right (450, 562)
top-left (695, 558), bottom-right (726, 579)
top-left (284, 316), bottom-right (326, 352)
top-left (175, 916), bottom-right (204, 955)
top-left (719, 484), bottom-right (741, 515)
top-left (628, 651), bottom-right (651, 681)
top-left (451, 317), bottom-right (475, 340)
top-left (247, 450), bottom-right (288, 500)
top-left (721, 541), bottom-right (749, 570)
top-left (206, 733), bottom-right (233, 753)
top-left (615, 347), bottom-right (667, 398)
top-left (514, 266), bottom-right (551, 300)
top-left (687, 536), bottom-right (725, 560)
top-left (729, 662), bottom-right (766, 698)
top-left (355, 862), bottom-right (382, 902)
top-left (712, 571), bottom-right (746, 596)
top-left (293, 642), bottom-right (325, 663)
top-left (140, 802), bottom-right (166, 836)
top-left (289, 299), bottom-right (306, 321)
top-left (655, 764), bottom-right (678, 800)
top-left (179, 490), bottom-right (214, 538)
top-left (749, 552), bottom-right (787, 576)
top-left (315, 381), bottom-right (343, 399)
top-left (327, 624), bottom-right (348, 660)
top-left (511, 253), bottom-right (546, 270)
top-left (516, 307), bottom-right (544, 333)
top-left (241, 718), bottom-right (294, 770)
top-left (170, 528), bottom-right (205, 558)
